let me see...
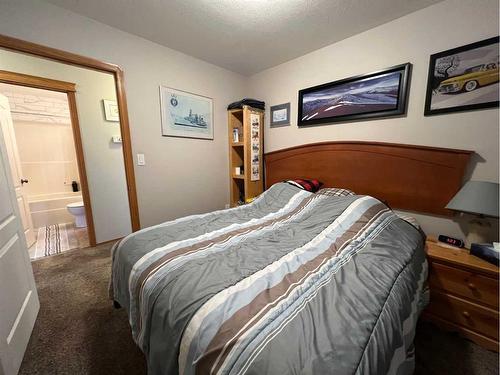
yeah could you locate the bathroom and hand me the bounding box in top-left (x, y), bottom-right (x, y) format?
top-left (0, 83), bottom-right (88, 259)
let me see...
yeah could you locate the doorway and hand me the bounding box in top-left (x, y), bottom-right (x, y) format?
top-left (0, 34), bottom-right (140, 241)
top-left (0, 72), bottom-right (96, 257)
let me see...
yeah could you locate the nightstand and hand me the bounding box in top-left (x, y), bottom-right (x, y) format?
top-left (422, 239), bottom-right (499, 351)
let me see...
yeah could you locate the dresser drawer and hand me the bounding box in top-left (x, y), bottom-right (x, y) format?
top-left (429, 262), bottom-right (499, 309)
top-left (427, 290), bottom-right (499, 340)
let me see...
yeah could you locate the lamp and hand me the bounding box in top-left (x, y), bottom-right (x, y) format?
top-left (446, 181), bottom-right (499, 247)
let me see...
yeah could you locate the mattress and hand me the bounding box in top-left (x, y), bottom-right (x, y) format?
top-left (110, 182), bottom-right (427, 375)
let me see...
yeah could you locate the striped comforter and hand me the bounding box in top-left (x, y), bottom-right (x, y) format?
top-left (111, 183), bottom-right (427, 375)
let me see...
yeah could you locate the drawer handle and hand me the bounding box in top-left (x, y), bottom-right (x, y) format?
top-left (467, 282), bottom-right (477, 290)
top-left (462, 311), bottom-right (471, 319)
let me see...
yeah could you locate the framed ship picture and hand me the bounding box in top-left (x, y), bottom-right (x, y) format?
top-left (160, 86), bottom-right (214, 140)
top-left (298, 63), bottom-right (411, 126)
top-left (424, 36), bottom-right (499, 116)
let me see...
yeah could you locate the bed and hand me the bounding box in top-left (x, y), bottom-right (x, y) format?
top-left (110, 141), bottom-right (472, 375)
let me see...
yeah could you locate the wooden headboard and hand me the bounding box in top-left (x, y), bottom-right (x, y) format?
top-left (265, 141), bottom-right (473, 216)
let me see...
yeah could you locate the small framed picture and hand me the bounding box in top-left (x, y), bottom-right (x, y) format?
top-left (102, 99), bottom-right (120, 122)
top-left (270, 103), bottom-right (291, 127)
top-left (424, 36), bottom-right (499, 116)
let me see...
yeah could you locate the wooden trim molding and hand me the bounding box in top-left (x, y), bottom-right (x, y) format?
top-left (67, 91), bottom-right (97, 246)
top-left (265, 141), bottom-right (473, 216)
top-left (0, 70), bottom-right (76, 92)
top-left (114, 69), bottom-right (140, 231)
top-left (0, 33), bottom-right (141, 233)
top-left (0, 34), bottom-right (122, 73)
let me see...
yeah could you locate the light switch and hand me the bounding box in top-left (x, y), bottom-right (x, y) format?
top-left (137, 153), bottom-right (146, 166)
top-left (112, 135), bottom-right (122, 143)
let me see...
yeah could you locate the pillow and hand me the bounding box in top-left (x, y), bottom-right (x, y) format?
top-left (396, 213), bottom-right (421, 229)
top-left (317, 187), bottom-right (355, 197)
top-left (285, 179), bottom-right (323, 193)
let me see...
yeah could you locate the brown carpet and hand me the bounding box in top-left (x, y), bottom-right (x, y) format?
top-left (20, 243), bottom-right (498, 375)
top-left (19, 243), bottom-right (147, 375)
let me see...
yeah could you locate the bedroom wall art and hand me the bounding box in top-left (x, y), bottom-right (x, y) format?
top-left (270, 102), bottom-right (290, 127)
top-left (424, 36), bottom-right (499, 116)
top-left (298, 63), bottom-right (411, 126)
top-left (102, 99), bottom-right (119, 122)
top-left (160, 86), bottom-right (214, 140)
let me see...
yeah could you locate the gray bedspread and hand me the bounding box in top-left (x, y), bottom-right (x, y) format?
top-left (111, 183), bottom-right (427, 375)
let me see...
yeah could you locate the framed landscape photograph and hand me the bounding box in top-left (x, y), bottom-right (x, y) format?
top-left (270, 103), bottom-right (291, 127)
top-left (424, 36), bottom-right (499, 116)
top-left (160, 86), bottom-right (213, 140)
top-left (298, 63), bottom-right (411, 127)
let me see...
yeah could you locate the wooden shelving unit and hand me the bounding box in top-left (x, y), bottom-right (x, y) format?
top-left (228, 105), bottom-right (264, 207)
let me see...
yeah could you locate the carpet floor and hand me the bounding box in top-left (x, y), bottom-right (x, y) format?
top-left (20, 243), bottom-right (498, 375)
top-left (20, 243), bottom-right (147, 375)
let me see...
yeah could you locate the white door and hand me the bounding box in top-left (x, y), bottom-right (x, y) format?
top-left (0, 95), bottom-right (35, 247)
top-left (0, 95), bottom-right (39, 375)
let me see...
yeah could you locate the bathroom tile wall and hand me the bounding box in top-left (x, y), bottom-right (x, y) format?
top-left (3, 89), bottom-right (70, 124)
top-left (1, 87), bottom-right (80, 199)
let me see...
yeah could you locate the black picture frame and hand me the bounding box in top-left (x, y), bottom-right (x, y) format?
top-left (297, 63), bottom-right (411, 127)
top-left (424, 36), bottom-right (499, 116)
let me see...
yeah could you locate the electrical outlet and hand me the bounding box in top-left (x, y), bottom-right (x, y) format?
top-left (137, 153), bottom-right (146, 166)
top-left (224, 204), bottom-right (230, 209)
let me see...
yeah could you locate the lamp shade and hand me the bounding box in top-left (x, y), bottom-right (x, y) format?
top-left (446, 181), bottom-right (499, 218)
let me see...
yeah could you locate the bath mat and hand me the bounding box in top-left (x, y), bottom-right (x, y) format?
top-left (33, 223), bottom-right (77, 260)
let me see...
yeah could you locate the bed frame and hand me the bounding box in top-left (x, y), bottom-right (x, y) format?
top-left (264, 141), bottom-right (473, 216)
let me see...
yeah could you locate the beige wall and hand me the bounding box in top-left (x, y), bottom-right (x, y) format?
top-left (248, 0), bottom-right (499, 240)
top-left (0, 0), bottom-right (246, 229)
top-left (0, 49), bottom-right (132, 243)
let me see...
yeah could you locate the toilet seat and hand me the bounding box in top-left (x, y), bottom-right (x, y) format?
top-left (67, 201), bottom-right (84, 208)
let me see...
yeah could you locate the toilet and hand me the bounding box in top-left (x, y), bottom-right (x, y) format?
top-left (66, 201), bottom-right (86, 228)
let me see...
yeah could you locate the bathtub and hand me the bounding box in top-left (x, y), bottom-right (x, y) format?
top-left (29, 192), bottom-right (83, 228)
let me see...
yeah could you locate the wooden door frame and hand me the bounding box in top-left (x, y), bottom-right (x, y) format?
top-left (0, 33), bottom-right (141, 239)
top-left (0, 70), bottom-right (97, 246)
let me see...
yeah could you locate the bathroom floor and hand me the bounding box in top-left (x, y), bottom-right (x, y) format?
top-left (28, 223), bottom-right (89, 260)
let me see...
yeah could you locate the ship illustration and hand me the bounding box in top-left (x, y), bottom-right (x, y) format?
top-left (174, 109), bottom-right (208, 128)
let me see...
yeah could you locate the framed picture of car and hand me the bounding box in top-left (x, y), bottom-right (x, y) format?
top-left (424, 36), bottom-right (499, 116)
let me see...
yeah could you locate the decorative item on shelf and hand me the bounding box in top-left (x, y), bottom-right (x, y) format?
top-left (232, 127), bottom-right (240, 143)
top-left (298, 63), bottom-right (411, 126)
top-left (102, 99), bottom-right (120, 122)
top-left (445, 180), bottom-right (499, 248)
top-left (160, 86), bottom-right (213, 140)
top-left (424, 36), bottom-right (499, 116)
top-left (270, 103), bottom-right (290, 127)
top-left (227, 98), bottom-right (265, 111)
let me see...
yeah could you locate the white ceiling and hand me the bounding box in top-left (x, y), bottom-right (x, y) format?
top-left (43, 0), bottom-right (442, 75)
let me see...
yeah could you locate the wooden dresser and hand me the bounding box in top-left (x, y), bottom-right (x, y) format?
top-left (422, 239), bottom-right (499, 351)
